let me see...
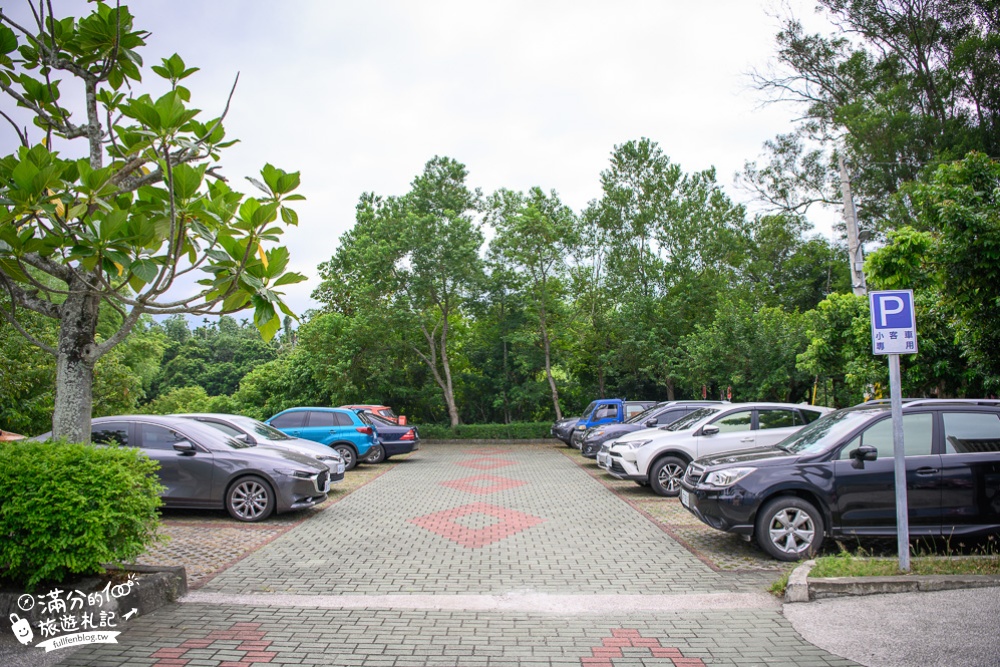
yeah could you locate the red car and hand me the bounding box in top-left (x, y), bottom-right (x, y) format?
top-left (340, 404), bottom-right (407, 425)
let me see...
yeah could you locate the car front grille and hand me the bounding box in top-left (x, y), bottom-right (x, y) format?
top-left (315, 470), bottom-right (330, 493)
top-left (599, 443), bottom-right (612, 455)
top-left (684, 463), bottom-right (706, 486)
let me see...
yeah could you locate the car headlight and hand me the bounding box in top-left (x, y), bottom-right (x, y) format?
top-left (575, 425), bottom-right (586, 431)
top-left (273, 468), bottom-right (317, 479)
top-left (703, 467), bottom-right (756, 488)
top-left (624, 440), bottom-right (651, 450)
top-left (592, 430), bottom-right (605, 437)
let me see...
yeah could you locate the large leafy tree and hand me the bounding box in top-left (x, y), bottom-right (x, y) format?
top-left (486, 187), bottom-right (578, 420)
top-left (0, 3), bottom-right (305, 441)
top-left (315, 157), bottom-right (484, 427)
top-left (745, 0), bottom-right (1000, 227)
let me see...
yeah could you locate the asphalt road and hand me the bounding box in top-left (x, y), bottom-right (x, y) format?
top-left (784, 586), bottom-right (1000, 667)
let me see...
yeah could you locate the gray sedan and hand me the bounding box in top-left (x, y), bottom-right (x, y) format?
top-left (44, 415), bottom-right (333, 522)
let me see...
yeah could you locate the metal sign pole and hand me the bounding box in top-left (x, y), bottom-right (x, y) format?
top-left (888, 353), bottom-right (910, 571)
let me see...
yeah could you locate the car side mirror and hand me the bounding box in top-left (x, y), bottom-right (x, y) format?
top-left (173, 440), bottom-right (195, 454)
top-left (645, 419), bottom-right (657, 428)
top-left (701, 425), bottom-right (720, 436)
top-left (234, 433), bottom-right (253, 444)
top-left (850, 445), bottom-right (878, 468)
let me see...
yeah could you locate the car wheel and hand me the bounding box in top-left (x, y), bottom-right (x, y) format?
top-left (334, 444), bottom-right (357, 471)
top-left (649, 456), bottom-right (686, 497)
top-left (363, 444), bottom-right (386, 464)
top-left (755, 496), bottom-right (824, 561)
top-left (226, 476), bottom-right (274, 522)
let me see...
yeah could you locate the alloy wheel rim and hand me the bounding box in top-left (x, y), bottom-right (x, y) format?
top-left (232, 481), bottom-right (268, 520)
top-left (657, 463), bottom-right (684, 492)
top-left (768, 508), bottom-right (815, 554)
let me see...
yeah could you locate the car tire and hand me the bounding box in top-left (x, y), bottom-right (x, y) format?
top-left (648, 456), bottom-right (687, 497)
top-left (363, 444), bottom-right (386, 464)
top-left (334, 444), bottom-right (358, 471)
top-left (755, 496), bottom-right (824, 561)
top-left (226, 475), bottom-right (275, 522)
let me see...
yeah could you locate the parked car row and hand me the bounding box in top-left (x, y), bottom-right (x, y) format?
top-left (31, 404), bottom-right (419, 523)
top-left (573, 398), bottom-right (1000, 562)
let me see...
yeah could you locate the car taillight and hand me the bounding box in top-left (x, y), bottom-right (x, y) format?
top-left (401, 429), bottom-right (415, 441)
top-left (356, 427), bottom-right (373, 435)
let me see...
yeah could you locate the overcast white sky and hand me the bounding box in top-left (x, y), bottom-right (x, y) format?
top-left (3, 1), bottom-right (839, 317)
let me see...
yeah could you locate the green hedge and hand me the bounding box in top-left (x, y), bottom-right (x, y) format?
top-left (418, 422), bottom-right (552, 440)
top-left (0, 440), bottom-right (165, 589)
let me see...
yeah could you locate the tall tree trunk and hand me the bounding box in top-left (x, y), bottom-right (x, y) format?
top-left (540, 315), bottom-right (562, 421)
top-left (52, 284), bottom-right (101, 442)
top-left (665, 376), bottom-right (676, 401)
top-left (439, 318), bottom-right (460, 428)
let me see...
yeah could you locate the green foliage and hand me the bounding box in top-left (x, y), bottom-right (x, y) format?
top-left (418, 422), bottom-right (552, 440)
top-left (0, 3), bottom-right (305, 440)
top-left (682, 299), bottom-right (812, 402)
top-left (0, 439), bottom-right (164, 589)
top-left (141, 385), bottom-right (212, 415)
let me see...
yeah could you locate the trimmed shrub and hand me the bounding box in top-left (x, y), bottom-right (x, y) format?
top-left (0, 440), bottom-right (164, 589)
top-left (419, 422), bottom-right (552, 440)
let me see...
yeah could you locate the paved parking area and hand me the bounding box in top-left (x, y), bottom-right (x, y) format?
top-left (54, 443), bottom-right (858, 666)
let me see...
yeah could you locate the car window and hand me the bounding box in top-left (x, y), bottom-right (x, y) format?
top-left (942, 412), bottom-right (1000, 453)
top-left (838, 413), bottom-right (934, 459)
top-left (656, 409), bottom-right (687, 425)
top-left (92, 423), bottom-right (129, 447)
top-left (270, 412), bottom-right (306, 429)
top-left (757, 409), bottom-right (797, 430)
top-left (138, 423), bottom-right (188, 451)
top-left (201, 421), bottom-right (243, 438)
top-left (354, 411), bottom-right (373, 426)
top-left (624, 404), bottom-right (646, 419)
top-left (665, 407), bottom-right (720, 431)
top-left (712, 410), bottom-right (753, 433)
top-left (595, 405), bottom-right (617, 420)
top-left (581, 401), bottom-right (597, 419)
top-left (800, 409), bottom-right (825, 424)
top-left (308, 411), bottom-right (337, 427)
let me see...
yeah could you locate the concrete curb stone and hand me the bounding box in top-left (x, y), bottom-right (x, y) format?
top-left (0, 564), bottom-right (187, 625)
top-left (785, 559), bottom-right (1000, 602)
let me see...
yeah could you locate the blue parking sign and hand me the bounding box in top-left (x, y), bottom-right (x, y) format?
top-left (869, 290), bottom-right (918, 355)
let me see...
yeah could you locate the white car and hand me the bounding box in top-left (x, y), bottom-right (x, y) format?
top-left (598, 403), bottom-right (832, 496)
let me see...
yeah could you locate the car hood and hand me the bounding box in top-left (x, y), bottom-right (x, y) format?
top-left (553, 417), bottom-right (579, 429)
top-left (237, 444), bottom-right (329, 471)
top-left (257, 437), bottom-right (343, 461)
top-left (694, 446), bottom-right (798, 469)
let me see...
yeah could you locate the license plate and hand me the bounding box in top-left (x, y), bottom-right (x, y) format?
top-left (680, 489), bottom-right (690, 508)
top-left (337, 463), bottom-right (345, 475)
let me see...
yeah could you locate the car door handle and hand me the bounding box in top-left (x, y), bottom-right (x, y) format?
top-left (740, 437), bottom-right (754, 443)
top-left (915, 467), bottom-right (939, 476)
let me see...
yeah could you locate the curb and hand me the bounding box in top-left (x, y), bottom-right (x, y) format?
top-left (1, 564), bottom-right (187, 625)
top-left (785, 559), bottom-right (1000, 602)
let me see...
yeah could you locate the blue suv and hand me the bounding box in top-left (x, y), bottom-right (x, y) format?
top-left (266, 407), bottom-right (377, 471)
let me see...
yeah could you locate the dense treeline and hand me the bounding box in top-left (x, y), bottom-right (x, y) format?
top-left (2, 0), bottom-right (999, 434)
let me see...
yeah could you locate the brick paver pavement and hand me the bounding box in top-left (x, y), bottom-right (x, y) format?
top-left (54, 444), bottom-right (858, 666)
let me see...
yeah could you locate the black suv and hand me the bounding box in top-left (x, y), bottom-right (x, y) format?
top-left (679, 399), bottom-right (1000, 561)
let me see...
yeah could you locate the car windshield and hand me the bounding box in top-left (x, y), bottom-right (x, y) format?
top-left (778, 409), bottom-right (884, 455)
top-left (367, 413), bottom-right (394, 425)
top-left (229, 415), bottom-right (293, 441)
top-left (662, 407), bottom-right (719, 431)
top-left (580, 401), bottom-right (597, 419)
top-left (180, 419), bottom-right (256, 450)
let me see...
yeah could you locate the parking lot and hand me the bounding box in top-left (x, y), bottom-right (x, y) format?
top-left (56, 443), bottom-right (859, 666)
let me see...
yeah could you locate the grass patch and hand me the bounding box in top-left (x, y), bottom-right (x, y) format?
top-left (810, 548), bottom-right (1000, 578)
top-left (769, 571), bottom-right (791, 597)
